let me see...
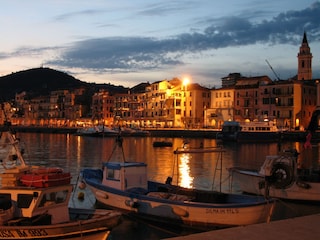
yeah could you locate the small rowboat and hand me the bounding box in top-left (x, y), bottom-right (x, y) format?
top-left (152, 141), bottom-right (173, 147)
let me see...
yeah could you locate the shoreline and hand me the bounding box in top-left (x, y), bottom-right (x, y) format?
top-left (2, 125), bottom-right (312, 141)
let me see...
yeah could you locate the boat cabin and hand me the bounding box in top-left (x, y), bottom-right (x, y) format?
top-left (102, 162), bottom-right (148, 191)
top-left (219, 121), bottom-right (241, 141)
top-left (241, 121), bottom-right (279, 132)
top-left (0, 183), bottom-right (73, 225)
top-left (0, 127), bottom-right (74, 226)
top-left (221, 121), bottom-right (241, 132)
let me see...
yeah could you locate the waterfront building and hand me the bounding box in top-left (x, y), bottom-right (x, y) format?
top-left (260, 80), bottom-right (316, 130)
top-left (208, 87), bottom-right (235, 129)
top-left (221, 73), bottom-right (242, 88)
top-left (92, 89), bottom-right (114, 126)
top-left (137, 78), bottom-right (184, 128)
top-left (112, 78), bottom-right (210, 129)
top-left (233, 76), bottom-right (273, 122)
top-left (183, 83), bottom-right (210, 129)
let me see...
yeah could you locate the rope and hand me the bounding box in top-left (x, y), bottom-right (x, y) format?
top-left (107, 135), bottom-right (125, 163)
top-left (276, 198), bottom-right (302, 217)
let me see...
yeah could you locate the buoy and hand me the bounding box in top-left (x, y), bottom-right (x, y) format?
top-left (172, 206), bottom-right (189, 217)
top-left (78, 192), bottom-right (85, 200)
top-left (78, 181), bottom-right (86, 189)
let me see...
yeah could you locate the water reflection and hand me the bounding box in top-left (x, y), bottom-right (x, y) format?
top-left (14, 132), bottom-right (320, 239)
top-left (177, 153), bottom-right (193, 188)
top-left (17, 133), bottom-right (320, 189)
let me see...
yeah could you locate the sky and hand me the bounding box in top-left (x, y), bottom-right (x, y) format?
top-left (0, 0), bottom-right (320, 88)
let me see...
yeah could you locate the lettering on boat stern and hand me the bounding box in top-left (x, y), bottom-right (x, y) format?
top-left (0, 229), bottom-right (49, 238)
top-left (205, 208), bottom-right (239, 214)
top-left (0, 230), bottom-right (14, 238)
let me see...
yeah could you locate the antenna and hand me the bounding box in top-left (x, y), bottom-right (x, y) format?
top-left (265, 59), bottom-right (280, 80)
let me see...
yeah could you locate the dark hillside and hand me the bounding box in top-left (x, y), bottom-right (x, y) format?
top-left (0, 67), bottom-right (128, 101)
top-left (0, 67), bottom-right (87, 100)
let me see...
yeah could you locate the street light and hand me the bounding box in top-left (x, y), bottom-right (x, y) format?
top-left (183, 78), bottom-right (190, 88)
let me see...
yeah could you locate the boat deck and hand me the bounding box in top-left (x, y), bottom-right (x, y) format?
top-left (167, 214), bottom-right (320, 240)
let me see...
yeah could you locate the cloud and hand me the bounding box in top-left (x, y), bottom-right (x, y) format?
top-left (137, 1), bottom-right (195, 16)
top-left (54, 9), bottom-right (106, 21)
top-left (47, 2), bottom-right (320, 74)
top-left (49, 37), bottom-right (184, 71)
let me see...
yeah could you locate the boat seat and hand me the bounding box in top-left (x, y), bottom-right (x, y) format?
top-left (194, 191), bottom-right (227, 203)
top-left (147, 192), bottom-right (193, 201)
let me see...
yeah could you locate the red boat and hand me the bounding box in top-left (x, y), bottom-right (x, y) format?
top-left (20, 168), bottom-right (72, 187)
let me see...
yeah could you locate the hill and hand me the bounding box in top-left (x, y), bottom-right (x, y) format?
top-left (0, 67), bottom-right (128, 101)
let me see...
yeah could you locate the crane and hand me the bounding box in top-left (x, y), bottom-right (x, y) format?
top-left (265, 59), bottom-right (280, 81)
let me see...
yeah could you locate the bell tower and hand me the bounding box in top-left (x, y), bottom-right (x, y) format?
top-left (297, 31), bottom-right (312, 80)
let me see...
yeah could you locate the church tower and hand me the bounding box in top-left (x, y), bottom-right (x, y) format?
top-left (297, 31), bottom-right (312, 80)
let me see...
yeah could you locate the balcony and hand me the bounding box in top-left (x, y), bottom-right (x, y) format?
top-left (275, 103), bottom-right (294, 107)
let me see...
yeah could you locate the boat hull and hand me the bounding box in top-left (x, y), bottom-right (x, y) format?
top-left (83, 171), bottom-right (275, 229)
top-left (0, 209), bottom-right (121, 240)
top-left (219, 121), bottom-right (282, 142)
top-left (152, 141), bottom-right (173, 147)
top-left (237, 132), bottom-right (281, 142)
top-left (230, 168), bottom-right (320, 201)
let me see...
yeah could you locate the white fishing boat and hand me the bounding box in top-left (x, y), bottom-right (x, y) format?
top-left (0, 122), bottom-right (121, 239)
top-left (75, 125), bottom-right (118, 137)
top-left (82, 136), bottom-right (276, 230)
top-left (229, 149), bottom-right (320, 202)
top-left (218, 120), bottom-right (282, 142)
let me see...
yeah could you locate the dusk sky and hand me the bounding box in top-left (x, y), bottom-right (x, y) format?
top-left (0, 1), bottom-right (319, 88)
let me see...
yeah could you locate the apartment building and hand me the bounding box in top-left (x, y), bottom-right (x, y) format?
top-left (92, 89), bottom-right (114, 126)
top-left (111, 78), bottom-right (210, 129)
top-left (206, 87), bottom-right (234, 129)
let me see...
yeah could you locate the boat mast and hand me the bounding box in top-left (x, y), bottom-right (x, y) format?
top-left (1, 103), bottom-right (27, 167)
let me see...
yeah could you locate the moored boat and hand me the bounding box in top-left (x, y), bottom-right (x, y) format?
top-left (218, 120), bottom-right (282, 142)
top-left (74, 125), bottom-right (118, 137)
top-left (229, 149), bottom-right (320, 202)
top-left (0, 121), bottom-right (121, 239)
top-left (152, 141), bottom-right (173, 147)
top-left (82, 136), bottom-right (276, 230)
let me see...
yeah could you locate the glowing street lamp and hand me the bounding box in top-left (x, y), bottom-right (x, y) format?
top-left (183, 78), bottom-right (190, 90)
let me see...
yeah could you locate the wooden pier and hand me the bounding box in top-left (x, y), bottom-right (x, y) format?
top-left (168, 214), bottom-right (320, 240)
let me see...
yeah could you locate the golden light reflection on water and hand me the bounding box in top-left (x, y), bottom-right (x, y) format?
top-left (178, 153), bottom-right (194, 188)
top-left (76, 135), bottom-right (82, 164)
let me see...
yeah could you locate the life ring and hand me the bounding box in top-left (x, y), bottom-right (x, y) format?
top-left (268, 163), bottom-right (294, 189)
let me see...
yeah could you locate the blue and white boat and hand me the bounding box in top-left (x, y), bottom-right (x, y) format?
top-left (81, 137), bottom-right (276, 229)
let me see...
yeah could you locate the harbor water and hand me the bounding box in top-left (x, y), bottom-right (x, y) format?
top-left (15, 132), bottom-right (320, 239)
